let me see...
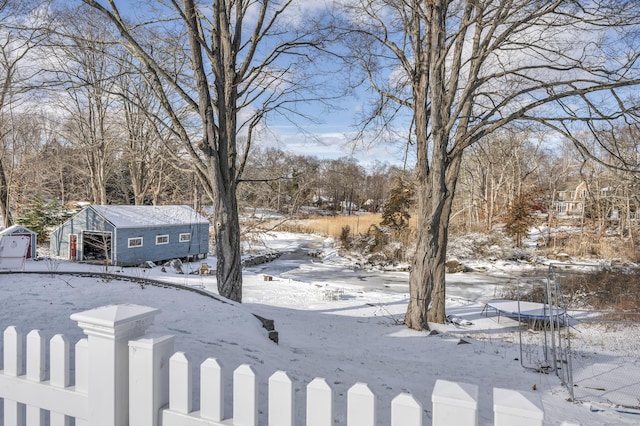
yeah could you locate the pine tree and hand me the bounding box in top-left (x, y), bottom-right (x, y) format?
top-left (15, 198), bottom-right (76, 242)
top-left (505, 194), bottom-right (533, 247)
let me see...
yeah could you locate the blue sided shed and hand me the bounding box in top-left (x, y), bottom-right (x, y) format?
top-left (0, 224), bottom-right (38, 259)
top-left (49, 205), bottom-right (210, 266)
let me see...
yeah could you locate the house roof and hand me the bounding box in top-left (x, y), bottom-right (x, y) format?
top-left (90, 205), bottom-right (210, 228)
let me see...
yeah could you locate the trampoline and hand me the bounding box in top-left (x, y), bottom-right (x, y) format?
top-left (482, 299), bottom-right (564, 322)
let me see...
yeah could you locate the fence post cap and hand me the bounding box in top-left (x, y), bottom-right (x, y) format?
top-left (269, 370), bottom-right (292, 383)
top-left (493, 388), bottom-right (544, 420)
top-left (308, 377), bottom-right (331, 389)
top-left (432, 379), bottom-right (478, 409)
top-left (71, 304), bottom-right (159, 339)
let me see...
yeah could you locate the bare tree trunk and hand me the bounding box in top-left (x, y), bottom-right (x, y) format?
top-left (212, 172), bottom-right (243, 301)
top-left (86, 149), bottom-right (108, 205)
top-left (405, 146), bottom-right (461, 328)
top-left (184, 0), bottom-right (243, 301)
top-left (0, 157), bottom-right (11, 227)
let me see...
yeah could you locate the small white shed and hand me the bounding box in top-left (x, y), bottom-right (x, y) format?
top-left (0, 224), bottom-right (38, 259)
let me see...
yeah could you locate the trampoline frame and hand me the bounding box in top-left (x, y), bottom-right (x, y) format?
top-left (482, 299), bottom-right (563, 322)
top-left (482, 273), bottom-right (569, 373)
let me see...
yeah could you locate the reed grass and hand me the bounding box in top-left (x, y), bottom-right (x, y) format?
top-left (545, 231), bottom-right (638, 262)
top-left (261, 211), bottom-right (639, 266)
top-left (266, 213), bottom-right (386, 239)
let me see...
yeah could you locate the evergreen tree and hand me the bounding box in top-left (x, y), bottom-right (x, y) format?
top-left (15, 198), bottom-right (76, 242)
top-left (505, 194), bottom-right (533, 247)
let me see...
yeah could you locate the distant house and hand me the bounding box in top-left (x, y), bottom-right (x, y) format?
top-left (49, 205), bottom-right (210, 266)
top-left (554, 181), bottom-right (588, 217)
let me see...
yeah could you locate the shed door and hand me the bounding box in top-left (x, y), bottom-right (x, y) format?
top-left (12, 233), bottom-right (32, 258)
top-left (82, 231), bottom-right (112, 262)
top-left (69, 234), bottom-right (78, 260)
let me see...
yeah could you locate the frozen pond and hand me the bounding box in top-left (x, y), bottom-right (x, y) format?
top-left (244, 237), bottom-right (545, 304)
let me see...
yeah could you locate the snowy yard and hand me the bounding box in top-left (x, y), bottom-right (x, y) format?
top-left (0, 232), bottom-right (638, 425)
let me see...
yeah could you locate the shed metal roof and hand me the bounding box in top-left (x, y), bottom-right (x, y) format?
top-left (0, 224), bottom-right (37, 236)
top-left (90, 205), bottom-right (210, 228)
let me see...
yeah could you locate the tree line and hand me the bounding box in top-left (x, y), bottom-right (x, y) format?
top-left (2, 0), bottom-right (640, 330)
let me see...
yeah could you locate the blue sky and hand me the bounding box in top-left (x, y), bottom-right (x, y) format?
top-left (72, 0), bottom-right (413, 170)
top-left (258, 97), bottom-right (414, 168)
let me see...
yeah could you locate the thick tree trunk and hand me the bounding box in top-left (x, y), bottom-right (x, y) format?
top-left (183, 0), bottom-right (244, 302)
top-left (405, 176), bottom-right (459, 328)
top-left (213, 177), bottom-right (243, 302)
top-left (405, 137), bottom-right (462, 330)
top-left (405, 212), bottom-right (448, 329)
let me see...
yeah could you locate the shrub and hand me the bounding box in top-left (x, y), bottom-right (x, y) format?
top-left (501, 269), bottom-right (640, 313)
top-left (380, 177), bottom-right (415, 234)
top-left (340, 225), bottom-right (352, 249)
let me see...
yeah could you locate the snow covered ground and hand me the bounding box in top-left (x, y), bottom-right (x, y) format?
top-left (1, 232), bottom-right (639, 425)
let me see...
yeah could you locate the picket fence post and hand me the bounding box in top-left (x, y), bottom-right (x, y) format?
top-left (306, 378), bottom-right (333, 426)
top-left (50, 334), bottom-right (72, 426)
top-left (391, 393), bottom-right (422, 426)
top-left (493, 387), bottom-right (544, 426)
top-left (234, 364), bottom-right (258, 426)
top-left (348, 383), bottom-right (376, 426)
top-left (269, 370), bottom-right (294, 426)
top-left (26, 329), bottom-right (46, 425)
top-left (169, 352), bottom-right (192, 413)
top-left (128, 334), bottom-right (175, 425)
top-left (71, 304), bottom-right (160, 426)
top-left (201, 358), bottom-right (225, 421)
top-left (3, 326), bottom-right (25, 425)
top-left (432, 379), bottom-right (478, 426)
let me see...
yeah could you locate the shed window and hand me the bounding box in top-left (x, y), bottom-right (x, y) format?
top-left (156, 235), bottom-right (169, 245)
top-left (179, 233), bottom-right (191, 242)
top-left (128, 237), bottom-right (143, 248)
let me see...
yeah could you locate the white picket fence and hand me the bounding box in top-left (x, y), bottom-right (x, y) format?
top-left (0, 304), bottom-right (580, 426)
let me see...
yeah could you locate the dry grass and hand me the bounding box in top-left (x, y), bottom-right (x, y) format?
top-left (561, 269), bottom-right (640, 312)
top-left (543, 231), bottom-right (639, 262)
top-left (267, 213), bottom-right (385, 239)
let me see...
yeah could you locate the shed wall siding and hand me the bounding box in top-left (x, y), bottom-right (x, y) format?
top-left (50, 208), bottom-right (114, 261)
top-left (114, 224), bottom-right (208, 266)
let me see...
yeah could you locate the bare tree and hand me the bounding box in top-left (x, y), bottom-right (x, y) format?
top-left (80, 0), bottom-right (333, 302)
top-left (49, 8), bottom-right (125, 205)
top-left (30, 132), bottom-right (84, 204)
top-left (319, 158), bottom-right (366, 214)
top-left (6, 111), bottom-right (47, 201)
top-left (240, 147), bottom-right (322, 215)
top-left (575, 126), bottom-right (640, 238)
top-left (457, 129), bottom-right (542, 231)
top-left (342, 1), bottom-right (640, 328)
top-left (362, 162), bottom-right (394, 214)
top-left (114, 61), bottom-right (174, 206)
top-left (0, 0), bottom-right (48, 227)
